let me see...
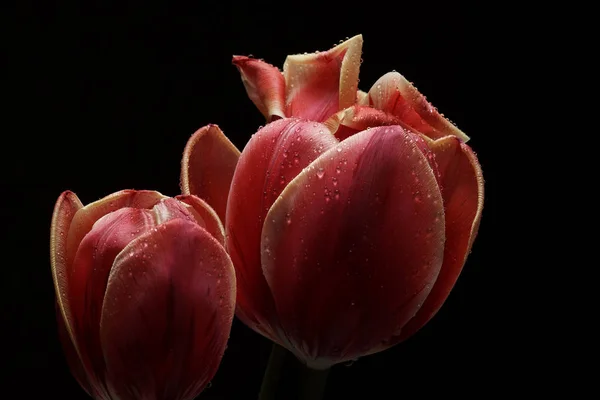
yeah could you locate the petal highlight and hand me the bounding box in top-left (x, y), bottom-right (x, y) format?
top-left (233, 56), bottom-right (286, 121)
top-left (261, 126), bottom-right (445, 368)
top-left (100, 219), bottom-right (235, 400)
top-left (283, 35), bottom-right (363, 122)
top-left (367, 72), bottom-right (470, 142)
top-left (226, 118), bottom-right (338, 341)
top-left (180, 124), bottom-right (240, 224)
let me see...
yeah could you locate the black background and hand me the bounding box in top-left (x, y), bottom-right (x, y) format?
top-left (4, 2), bottom-right (515, 399)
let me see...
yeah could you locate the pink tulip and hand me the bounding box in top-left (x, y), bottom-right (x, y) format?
top-left (50, 190), bottom-right (236, 399)
top-left (181, 35), bottom-right (484, 370)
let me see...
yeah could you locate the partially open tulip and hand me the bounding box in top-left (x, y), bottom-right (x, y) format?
top-left (181, 35), bottom-right (484, 370)
top-left (50, 189), bottom-right (236, 400)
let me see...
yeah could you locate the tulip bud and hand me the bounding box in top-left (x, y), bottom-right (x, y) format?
top-left (50, 190), bottom-right (236, 400)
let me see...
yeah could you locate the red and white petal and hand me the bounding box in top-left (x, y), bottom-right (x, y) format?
top-left (283, 35), bottom-right (363, 122)
top-left (261, 126), bottom-right (445, 368)
top-left (50, 190), bottom-right (83, 356)
top-left (66, 190), bottom-right (166, 274)
top-left (226, 118), bottom-right (338, 341)
top-left (398, 136), bottom-right (484, 341)
top-left (180, 124), bottom-right (240, 224)
top-left (176, 195), bottom-right (226, 247)
top-left (323, 105), bottom-right (409, 141)
top-left (100, 219), bottom-right (235, 400)
top-left (69, 207), bottom-right (157, 394)
top-left (233, 56), bottom-right (287, 121)
top-left (367, 72), bottom-right (470, 142)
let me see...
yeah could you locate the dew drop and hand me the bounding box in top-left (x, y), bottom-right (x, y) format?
top-left (316, 168), bottom-right (325, 179)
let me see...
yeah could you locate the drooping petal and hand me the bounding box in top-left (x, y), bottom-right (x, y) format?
top-left (69, 207), bottom-right (157, 395)
top-left (323, 105), bottom-right (408, 141)
top-left (180, 124), bottom-right (240, 224)
top-left (176, 195), bottom-right (226, 247)
top-left (232, 56), bottom-right (286, 121)
top-left (50, 190), bottom-right (83, 358)
top-left (226, 118), bottom-right (338, 341)
top-left (367, 72), bottom-right (470, 142)
top-left (56, 302), bottom-right (91, 396)
top-left (283, 35), bottom-right (363, 122)
top-left (66, 190), bottom-right (166, 274)
top-left (398, 136), bottom-right (484, 341)
top-left (261, 126), bottom-right (446, 369)
top-left (100, 219), bottom-right (235, 400)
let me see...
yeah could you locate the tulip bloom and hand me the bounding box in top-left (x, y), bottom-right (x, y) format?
top-left (181, 35), bottom-right (484, 370)
top-left (50, 190), bottom-right (236, 400)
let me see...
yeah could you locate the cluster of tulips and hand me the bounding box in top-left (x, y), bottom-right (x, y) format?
top-left (51, 35), bottom-right (483, 399)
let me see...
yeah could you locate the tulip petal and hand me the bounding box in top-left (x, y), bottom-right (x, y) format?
top-left (367, 72), bottom-right (470, 142)
top-left (56, 302), bottom-right (91, 396)
top-left (398, 136), bottom-right (484, 341)
top-left (69, 207), bottom-right (157, 395)
top-left (261, 126), bottom-right (446, 368)
top-left (356, 89), bottom-right (368, 104)
top-left (233, 56), bottom-right (286, 121)
top-left (176, 195), bottom-right (226, 247)
top-left (51, 190), bottom-right (83, 354)
top-left (323, 105), bottom-right (408, 141)
top-left (226, 119), bottom-right (338, 341)
top-left (283, 35), bottom-right (363, 122)
top-left (181, 124), bottom-right (240, 224)
top-left (100, 219), bottom-right (235, 400)
top-left (66, 190), bottom-right (166, 274)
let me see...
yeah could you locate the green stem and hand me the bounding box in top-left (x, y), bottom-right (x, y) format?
top-left (258, 343), bottom-right (330, 400)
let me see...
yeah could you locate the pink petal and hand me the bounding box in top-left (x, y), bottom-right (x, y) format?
top-left (232, 56), bottom-right (286, 121)
top-left (398, 136), bottom-right (484, 341)
top-left (226, 119), bottom-right (338, 342)
top-left (181, 124), bottom-right (240, 224)
top-left (367, 72), bottom-right (470, 142)
top-left (176, 195), bottom-right (226, 247)
top-left (283, 35), bottom-right (363, 122)
top-left (323, 105), bottom-right (408, 141)
top-left (261, 126), bottom-right (446, 368)
top-left (100, 219), bottom-right (235, 400)
top-left (66, 190), bottom-right (166, 276)
top-left (69, 207), bottom-right (157, 395)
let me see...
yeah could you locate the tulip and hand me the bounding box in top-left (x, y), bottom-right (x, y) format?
top-left (50, 189), bottom-right (236, 400)
top-left (179, 35), bottom-right (484, 398)
top-left (225, 34), bottom-right (484, 370)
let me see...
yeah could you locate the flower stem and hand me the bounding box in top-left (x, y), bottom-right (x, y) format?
top-left (258, 343), bottom-right (330, 400)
